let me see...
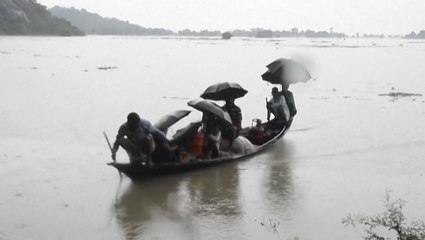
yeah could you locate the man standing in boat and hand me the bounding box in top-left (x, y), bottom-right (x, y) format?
top-left (221, 97), bottom-right (242, 145)
top-left (281, 82), bottom-right (297, 117)
top-left (111, 112), bottom-right (155, 163)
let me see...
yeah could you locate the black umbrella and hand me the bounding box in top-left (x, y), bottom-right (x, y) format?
top-left (200, 82), bottom-right (248, 100)
top-left (153, 110), bottom-right (191, 134)
top-left (187, 99), bottom-right (232, 125)
top-left (261, 58), bottom-right (311, 85)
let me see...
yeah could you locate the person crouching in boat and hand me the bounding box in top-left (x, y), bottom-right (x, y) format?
top-left (111, 112), bottom-right (179, 164)
top-left (202, 114), bottom-right (222, 159)
top-left (111, 112), bottom-right (155, 164)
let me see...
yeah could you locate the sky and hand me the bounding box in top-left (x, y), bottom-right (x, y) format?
top-left (37, 0), bottom-right (425, 35)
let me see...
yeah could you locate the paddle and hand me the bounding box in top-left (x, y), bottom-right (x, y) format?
top-left (266, 97), bottom-right (270, 121)
top-left (103, 131), bottom-right (115, 162)
top-left (103, 131), bottom-right (122, 177)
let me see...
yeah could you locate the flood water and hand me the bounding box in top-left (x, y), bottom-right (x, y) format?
top-left (1, 36), bottom-right (425, 240)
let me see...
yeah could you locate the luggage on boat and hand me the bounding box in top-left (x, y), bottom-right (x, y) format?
top-left (247, 118), bottom-right (264, 145)
top-left (188, 132), bottom-right (205, 157)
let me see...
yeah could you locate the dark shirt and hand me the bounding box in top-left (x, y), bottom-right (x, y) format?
top-left (222, 103), bottom-right (242, 131)
top-left (115, 119), bottom-right (151, 146)
top-left (222, 103), bottom-right (242, 140)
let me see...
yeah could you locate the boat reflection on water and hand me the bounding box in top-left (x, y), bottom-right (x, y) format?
top-left (112, 141), bottom-right (296, 239)
top-left (112, 138), bottom-right (297, 239)
top-left (186, 162), bottom-right (241, 216)
top-left (112, 142), bottom-right (297, 239)
top-left (112, 178), bottom-right (183, 240)
top-left (261, 140), bottom-right (296, 218)
top-left (112, 162), bottom-right (241, 240)
top-left (231, 139), bottom-right (296, 238)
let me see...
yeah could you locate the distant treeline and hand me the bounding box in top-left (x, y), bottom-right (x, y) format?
top-left (178, 29), bottom-right (425, 39)
top-left (0, 0), bottom-right (83, 35)
top-left (2, 2), bottom-right (424, 39)
top-left (49, 6), bottom-right (349, 38)
top-left (405, 30), bottom-right (425, 39)
top-left (178, 28), bottom-right (347, 38)
top-left (49, 6), bottom-right (173, 35)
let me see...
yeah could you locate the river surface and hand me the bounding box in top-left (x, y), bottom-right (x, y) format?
top-left (1, 36), bottom-right (425, 240)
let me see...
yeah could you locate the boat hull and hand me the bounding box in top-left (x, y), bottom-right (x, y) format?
top-left (107, 118), bottom-right (292, 180)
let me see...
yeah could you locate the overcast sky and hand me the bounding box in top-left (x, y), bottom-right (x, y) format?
top-left (37, 0), bottom-right (424, 35)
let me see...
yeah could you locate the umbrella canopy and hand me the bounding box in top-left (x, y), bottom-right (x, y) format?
top-left (261, 58), bottom-right (311, 85)
top-left (200, 82), bottom-right (248, 101)
top-left (187, 99), bottom-right (232, 125)
top-left (153, 110), bottom-right (191, 134)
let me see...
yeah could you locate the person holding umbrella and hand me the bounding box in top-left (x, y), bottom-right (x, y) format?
top-left (200, 82), bottom-right (247, 147)
top-left (261, 57), bottom-right (311, 118)
top-left (187, 99), bottom-right (233, 159)
top-left (221, 97), bottom-right (242, 145)
top-left (281, 82), bottom-right (297, 117)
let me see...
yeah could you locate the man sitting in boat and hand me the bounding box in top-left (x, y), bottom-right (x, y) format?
top-left (267, 87), bottom-right (290, 124)
top-left (111, 112), bottom-right (155, 163)
top-left (266, 87), bottom-right (290, 140)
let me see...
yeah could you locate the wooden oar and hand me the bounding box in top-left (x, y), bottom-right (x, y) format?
top-left (266, 97), bottom-right (270, 121)
top-left (103, 131), bottom-right (122, 177)
top-left (103, 131), bottom-right (115, 162)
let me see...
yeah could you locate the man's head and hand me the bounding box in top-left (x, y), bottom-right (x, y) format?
top-left (272, 87), bottom-right (279, 97)
top-left (225, 98), bottom-right (235, 106)
top-left (255, 118), bottom-right (262, 127)
top-left (127, 112), bottom-right (140, 130)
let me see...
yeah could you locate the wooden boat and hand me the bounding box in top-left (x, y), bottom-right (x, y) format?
top-left (107, 117), bottom-right (293, 180)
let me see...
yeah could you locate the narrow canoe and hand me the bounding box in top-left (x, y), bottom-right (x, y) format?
top-left (107, 118), bottom-right (292, 180)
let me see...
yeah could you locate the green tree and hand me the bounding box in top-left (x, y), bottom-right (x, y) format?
top-left (343, 191), bottom-right (425, 240)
